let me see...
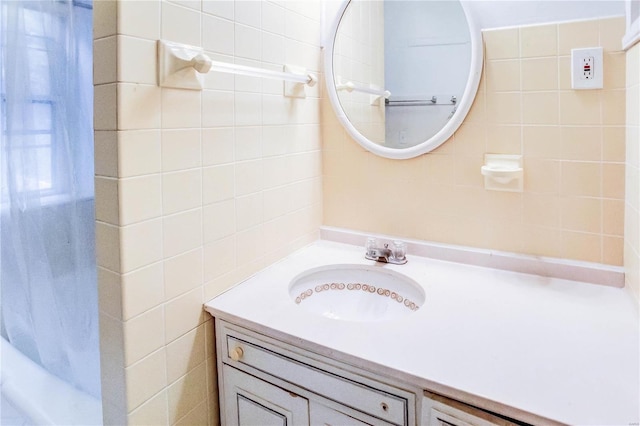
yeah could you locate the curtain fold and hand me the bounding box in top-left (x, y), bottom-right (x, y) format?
top-left (1, 0), bottom-right (100, 398)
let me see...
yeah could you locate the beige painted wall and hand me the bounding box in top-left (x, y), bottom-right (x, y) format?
top-left (324, 17), bottom-right (627, 266)
top-left (625, 41), bottom-right (640, 304)
top-left (93, 1), bottom-right (323, 424)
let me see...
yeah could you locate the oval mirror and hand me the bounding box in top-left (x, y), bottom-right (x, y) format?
top-left (324, 0), bottom-right (483, 159)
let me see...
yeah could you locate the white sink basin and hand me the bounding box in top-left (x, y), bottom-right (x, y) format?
top-left (289, 264), bottom-right (425, 322)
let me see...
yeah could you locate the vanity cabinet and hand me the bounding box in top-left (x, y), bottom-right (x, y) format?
top-left (216, 320), bottom-right (418, 426)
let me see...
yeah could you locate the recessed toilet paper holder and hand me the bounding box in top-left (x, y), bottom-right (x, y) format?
top-left (481, 154), bottom-right (523, 192)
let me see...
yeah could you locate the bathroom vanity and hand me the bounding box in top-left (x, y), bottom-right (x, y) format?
top-left (204, 236), bottom-right (639, 425)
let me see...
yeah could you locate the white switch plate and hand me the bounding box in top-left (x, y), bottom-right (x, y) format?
top-left (571, 47), bottom-right (603, 89)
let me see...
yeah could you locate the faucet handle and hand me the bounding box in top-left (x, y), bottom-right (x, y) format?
top-left (365, 237), bottom-right (377, 255)
top-left (391, 241), bottom-right (407, 262)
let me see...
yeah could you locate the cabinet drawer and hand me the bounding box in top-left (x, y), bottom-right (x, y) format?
top-left (225, 335), bottom-right (409, 426)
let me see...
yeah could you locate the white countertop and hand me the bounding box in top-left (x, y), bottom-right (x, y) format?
top-left (204, 240), bottom-right (639, 425)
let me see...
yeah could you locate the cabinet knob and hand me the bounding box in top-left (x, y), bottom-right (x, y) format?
top-left (230, 346), bottom-right (244, 361)
top-left (381, 402), bottom-right (389, 412)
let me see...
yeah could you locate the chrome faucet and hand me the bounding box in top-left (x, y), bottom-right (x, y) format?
top-left (365, 238), bottom-right (407, 265)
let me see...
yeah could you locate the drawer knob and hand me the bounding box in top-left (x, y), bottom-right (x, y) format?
top-left (230, 346), bottom-right (244, 361)
top-left (381, 402), bottom-right (389, 412)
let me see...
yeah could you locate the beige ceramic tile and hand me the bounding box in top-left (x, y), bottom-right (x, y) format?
top-left (262, 1), bottom-right (285, 35)
top-left (603, 126), bottom-right (626, 162)
top-left (120, 219), bottom-right (163, 273)
top-left (202, 90), bottom-right (235, 127)
top-left (454, 155), bottom-right (484, 187)
top-left (562, 231), bottom-right (601, 263)
top-left (119, 175), bottom-right (163, 225)
top-left (561, 161), bottom-right (601, 197)
top-left (118, 84), bottom-right (162, 130)
top-left (523, 92), bottom-right (559, 125)
top-left (95, 131), bottom-right (118, 178)
top-left (603, 163), bottom-right (625, 199)
top-left (235, 225), bottom-right (265, 267)
top-left (162, 130), bottom-right (202, 172)
top-left (202, 15), bottom-right (234, 56)
top-left (523, 194), bottom-right (560, 228)
top-left (125, 349), bottom-right (167, 411)
top-left (121, 263), bottom-right (165, 321)
top-left (127, 391), bottom-right (168, 426)
top-left (558, 19), bottom-right (599, 56)
top-left (486, 221), bottom-right (524, 253)
top-left (163, 209), bottom-right (203, 259)
top-left (95, 222), bottom-right (121, 273)
top-left (235, 93), bottom-right (262, 126)
top-left (522, 226), bottom-right (563, 258)
top-left (123, 306), bottom-right (165, 367)
top-left (164, 287), bottom-right (205, 344)
top-left (235, 159), bottom-right (263, 196)
top-left (98, 267), bottom-right (122, 320)
top-left (236, 193), bottom-right (264, 231)
top-left (202, 128), bottom-right (235, 166)
top-left (599, 17), bottom-right (625, 53)
top-left (203, 0), bottom-right (234, 20)
top-left (162, 170), bottom-right (202, 215)
top-left (558, 56), bottom-right (572, 90)
top-left (603, 236), bottom-right (623, 266)
top-left (235, 1), bottom-right (261, 28)
top-left (235, 23), bottom-right (261, 60)
top-left (483, 28), bottom-right (519, 60)
top-left (559, 91), bottom-right (601, 125)
top-left (523, 126), bottom-right (561, 159)
top-left (117, 0), bottom-right (160, 40)
top-left (262, 32), bottom-right (286, 65)
top-left (561, 197), bottom-right (602, 233)
top-left (602, 89), bottom-right (626, 126)
top-left (175, 400), bottom-right (209, 426)
top-left (523, 159), bottom-right (560, 194)
top-left (604, 52), bottom-right (626, 90)
top-left (520, 24), bottom-right (557, 58)
top-left (161, 89), bottom-right (202, 129)
top-left (521, 57), bottom-right (558, 91)
top-left (93, 36), bottom-right (117, 85)
top-left (161, 1), bottom-right (201, 46)
top-left (561, 127), bottom-right (602, 161)
top-left (167, 362), bottom-right (208, 423)
top-left (94, 84), bottom-right (117, 131)
top-left (234, 127), bottom-right (262, 160)
top-left (95, 177), bottom-right (119, 226)
top-left (263, 156), bottom-right (290, 188)
top-left (486, 92), bottom-right (521, 124)
top-left (93, 0), bottom-right (116, 39)
top-left (203, 200), bottom-right (236, 243)
top-left (118, 131), bottom-right (162, 180)
top-left (603, 199), bottom-right (624, 236)
top-left (165, 325), bottom-right (206, 385)
top-left (164, 249), bottom-right (204, 301)
top-left (203, 236), bottom-right (236, 282)
top-left (202, 165), bottom-right (235, 204)
top-left (117, 36), bottom-right (156, 85)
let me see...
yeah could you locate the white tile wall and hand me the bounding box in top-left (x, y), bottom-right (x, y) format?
top-left (94, 1), bottom-right (323, 424)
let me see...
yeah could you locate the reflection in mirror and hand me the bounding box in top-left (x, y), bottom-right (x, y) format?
top-left (326, 0), bottom-right (483, 159)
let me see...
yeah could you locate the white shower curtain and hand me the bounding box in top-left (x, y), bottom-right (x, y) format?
top-left (0, 0), bottom-right (100, 398)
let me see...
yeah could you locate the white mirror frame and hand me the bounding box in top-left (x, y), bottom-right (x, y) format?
top-left (324, 0), bottom-right (484, 160)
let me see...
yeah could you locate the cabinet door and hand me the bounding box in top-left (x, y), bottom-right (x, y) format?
top-left (222, 365), bottom-right (310, 426)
